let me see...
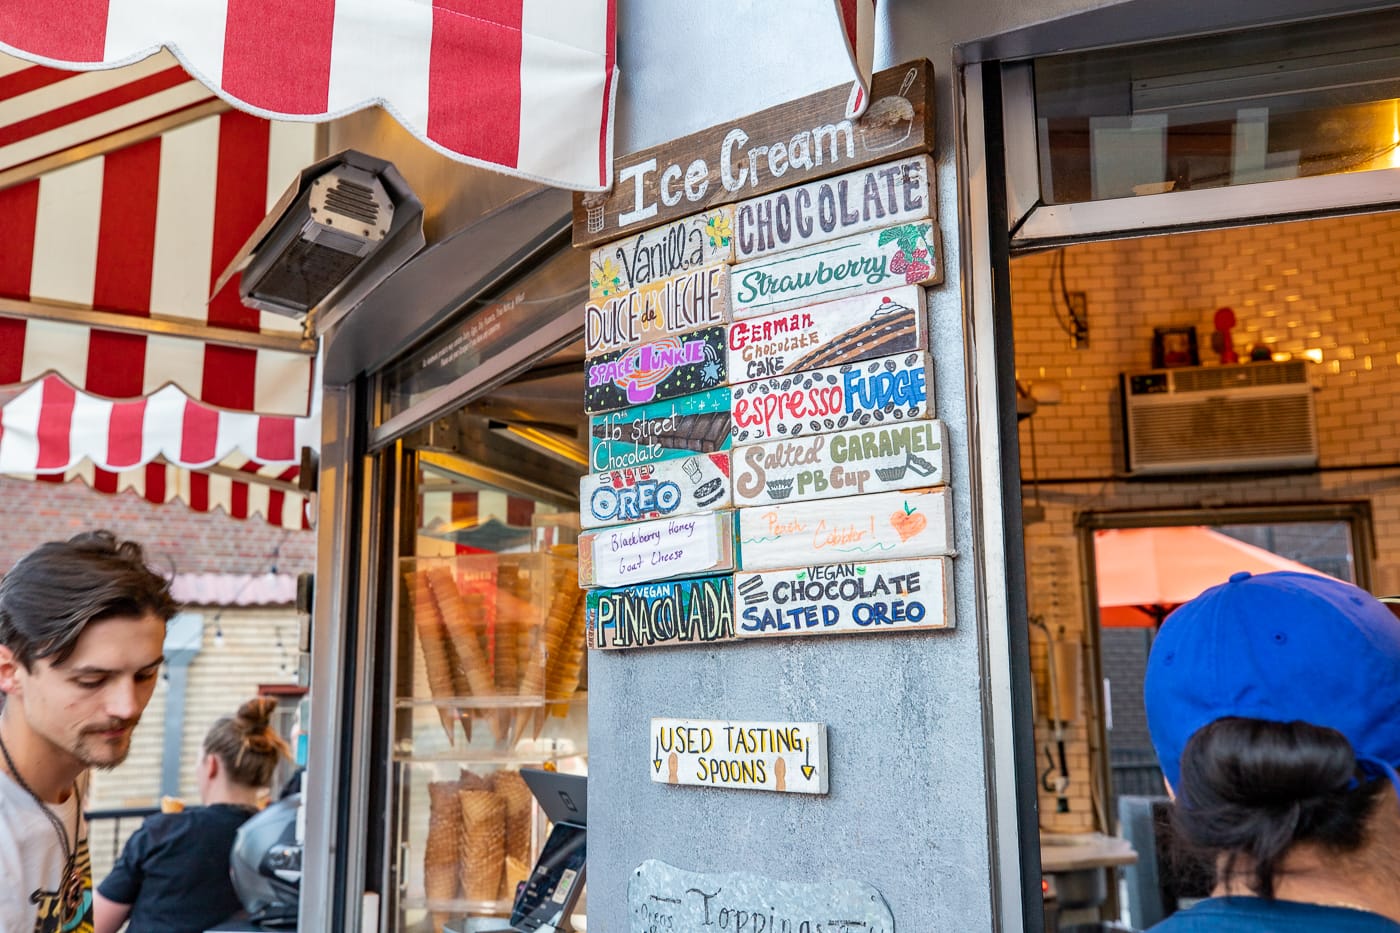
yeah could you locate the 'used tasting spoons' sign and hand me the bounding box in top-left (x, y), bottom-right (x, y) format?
top-left (650, 718), bottom-right (828, 794)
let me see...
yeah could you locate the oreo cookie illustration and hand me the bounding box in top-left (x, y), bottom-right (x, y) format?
top-left (694, 477), bottom-right (725, 506)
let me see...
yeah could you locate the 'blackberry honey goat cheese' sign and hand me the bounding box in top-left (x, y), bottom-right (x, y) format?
top-left (578, 511), bottom-right (735, 588)
top-left (650, 718), bottom-right (828, 794)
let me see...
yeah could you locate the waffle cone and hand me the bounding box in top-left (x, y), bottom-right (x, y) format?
top-left (425, 781), bottom-right (462, 920)
top-left (411, 572), bottom-right (458, 744)
top-left (427, 568), bottom-right (496, 698)
top-left (501, 855), bottom-right (531, 902)
top-left (491, 770), bottom-right (534, 864)
top-left (457, 790), bottom-right (505, 901)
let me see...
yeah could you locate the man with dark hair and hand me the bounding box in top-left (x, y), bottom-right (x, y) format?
top-left (0, 530), bottom-right (176, 933)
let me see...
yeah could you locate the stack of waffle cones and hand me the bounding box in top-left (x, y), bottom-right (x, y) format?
top-left (457, 790), bottom-right (505, 902)
top-left (425, 566), bottom-right (501, 741)
top-left (411, 571), bottom-right (459, 744)
top-left (424, 781), bottom-right (462, 933)
top-left (491, 770), bottom-right (534, 900)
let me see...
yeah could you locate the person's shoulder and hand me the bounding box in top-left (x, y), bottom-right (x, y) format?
top-left (1149, 898), bottom-right (1400, 932)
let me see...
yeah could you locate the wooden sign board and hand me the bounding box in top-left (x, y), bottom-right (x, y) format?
top-left (579, 511), bottom-right (735, 588)
top-left (573, 60), bottom-right (935, 248)
top-left (585, 263), bottom-right (730, 358)
top-left (731, 221), bottom-right (941, 320)
top-left (589, 387), bottom-right (733, 473)
top-left (586, 575), bottom-right (736, 649)
top-left (737, 487), bottom-right (953, 572)
top-left (585, 325), bottom-right (728, 415)
top-left (727, 284), bottom-right (926, 385)
top-left (650, 718), bottom-right (828, 794)
top-left (733, 156), bottom-right (932, 261)
top-left (730, 352), bottom-right (933, 445)
top-left (732, 420), bottom-right (948, 508)
top-left (589, 207), bottom-right (735, 301)
top-left (580, 452), bottom-right (732, 530)
top-left (735, 557), bottom-right (954, 638)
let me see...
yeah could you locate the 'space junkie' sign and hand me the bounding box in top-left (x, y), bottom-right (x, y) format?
top-left (584, 325), bottom-right (728, 414)
top-left (734, 557), bottom-right (954, 638)
top-left (580, 452), bottom-right (731, 530)
top-left (651, 718), bottom-right (828, 794)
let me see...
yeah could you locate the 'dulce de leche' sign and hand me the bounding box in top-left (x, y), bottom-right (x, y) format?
top-left (735, 557), bottom-right (955, 638)
top-left (651, 718), bottom-right (828, 794)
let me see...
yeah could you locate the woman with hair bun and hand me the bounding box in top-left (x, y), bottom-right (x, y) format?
top-left (1144, 571), bottom-right (1400, 931)
top-left (93, 697), bottom-right (290, 933)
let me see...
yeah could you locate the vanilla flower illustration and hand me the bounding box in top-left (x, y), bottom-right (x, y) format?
top-left (705, 212), bottom-right (733, 248)
top-left (591, 258), bottom-right (623, 296)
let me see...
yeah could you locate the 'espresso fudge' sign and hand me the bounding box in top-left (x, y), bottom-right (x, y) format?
top-left (735, 557), bottom-right (955, 638)
top-left (732, 420), bottom-right (948, 508)
top-left (579, 511), bottom-right (735, 588)
top-left (589, 207), bottom-right (735, 301)
top-left (590, 387), bottom-right (733, 473)
top-left (730, 352), bottom-right (933, 445)
top-left (584, 263), bottom-right (730, 358)
top-left (737, 487), bottom-right (954, 572)
top-left (585, 325), bottom-right (728, 414)
top-left (573, 61), bottom-right (934, 248)
top-left (727, 284), bottom-right (926, 385)
top-left (586, 575), bottom-right (736, 650)
top-left (651, 718), bottom-right (828, 794)
top-left (733, 156), bottom-right (932, 260)
top-left (580, 452), bottom-right (732, 530)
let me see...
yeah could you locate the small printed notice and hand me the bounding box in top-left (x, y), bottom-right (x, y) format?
top-left (650, 718), bottom-right (828, 794)
top-left (730, 352), bottom-right (933, 445)
top-left (589, 387), bottom-right (733, 473)
top-left (737, 486), bottom-right (953, 572)
top-left (580, 452), bottom-right (732, 530)
top-left (731, 220), bottom-right (941, 320)
top-left (589, 207), bottom-right (735, 300)
top-left (735, 557), bottom-right (954, 638)
top-left (727, 284), bottom-right (926, 386)
top-left (586, 575), bottom-right (736, 650)
top-left (629, 860), bottom-right (894, 933)
top-left (579, 511), bottom-right (735, 588)
top-left (585, 263), bottom-right (731, 358)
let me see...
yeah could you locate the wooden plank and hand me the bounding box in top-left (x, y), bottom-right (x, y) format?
top-left (650, 718), bottom-right (828, 794)
top-left (588, 206), bottom-right (736, 301)
top-left (731, 221), bottom-right (941, 320)
top-left (589, 387), bottom-right (732, 473)
top-left (733, 156), bottom-right (932, 261)
top-left (580, 452), bottom-right (732, 530)
top-left (732, 421), bottom-right (948, 508)
top-left (734, 557), bottom-right (954, 638)
top-left (584, 325), bottom-right (728, 415)
top-left (727, 284), bottom-right (926, 385)
top-left (736, 487), bottom-right (953, 572)
top-left (585, 263), bottom-right (731, 359)
top-left (578, 511), bottom-right (735, 588)
top-left (573, 60), bottom-right (935, 248)
top-left (730, 352), bottom-right (933, 446)
top-left (586, 575), bottom-right (737, 649)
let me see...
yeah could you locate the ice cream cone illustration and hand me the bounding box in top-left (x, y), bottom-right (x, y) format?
top-left (774, 757), bottom-right (787, 792)
top-left (667, 751), bottom-right (679, 784)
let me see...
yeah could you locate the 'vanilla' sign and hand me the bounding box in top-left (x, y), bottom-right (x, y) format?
top-left (579, 511), bottom-right (735, 588)
top-left (589, 207), bottom-right (736, 301)
top-left (734, 557), bottom-right (955, 638)
top-left (651, 718), bottom-right (828, 794)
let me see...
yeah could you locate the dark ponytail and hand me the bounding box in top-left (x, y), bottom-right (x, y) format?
top-left (1172, 717), bottom-right (1385, 898)
top-left (203, 697), bottom-right (291, 789)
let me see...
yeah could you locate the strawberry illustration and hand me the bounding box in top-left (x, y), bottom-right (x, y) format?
top-left (904, 261), bottom-right (931, 284)
top-left (889, 249), bottom-right (909, 275)
top-left (913, 248), bottom-right (928, 260)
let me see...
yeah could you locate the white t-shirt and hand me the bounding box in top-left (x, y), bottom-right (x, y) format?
top-left (0, 769), bottom-right (93, 933)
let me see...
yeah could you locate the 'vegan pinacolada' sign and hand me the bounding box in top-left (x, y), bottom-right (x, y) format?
top-left (578, 511), bottom-right (735, 589)
top-left (737, 487), bottom-right (954, 572)
top-left (590, 387), bottom-right (733, 473)
top-left (651, 718), bottom-right (828, 794)
top-left (586, 575), bottom-right (736, 650)
top-left (585, 325), bottom-right (728, 414)
top-left (589, 207), bottom-right (735, 301)
top-left (730, 352), bottom-right (933, 445)
top-left (734, 557), bottom-right (954, 638)
top-left (727, 285), bottom-right (925, 385)
top-left (580, 452), bottom-right (732, 530)
top-left (732, 156), bottom-right (932, 261)
top-left (573, 61), bottom-right (933, 248)
top-left (732, 420), bottom-right (948, 508)
top-left (584, 263), bottom-right (730, 358)
top-left (731, 220), bottom-right (941, 320)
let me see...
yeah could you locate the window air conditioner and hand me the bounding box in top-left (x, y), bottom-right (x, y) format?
top-left (1119, 361), bottom-right (1318, 475)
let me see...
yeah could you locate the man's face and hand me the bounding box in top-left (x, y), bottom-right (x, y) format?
top-left (1, 612), bottom-right (165, 770)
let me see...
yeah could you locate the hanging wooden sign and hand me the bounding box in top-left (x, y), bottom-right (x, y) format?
top-left (650, 718), bottom-right (828, 794)
top-left (589, 387), bottom-right (733, 473)
top-left (572, 60), bottom-right (934, 248)
top-left (580, 452), bottom-right (732, 530)
top-left (731, 220), bottom-right (941, 320)
top-left (734, 557), bottom-right (954, 638)
top-left (578, 511), bottom-right (735, 588)
top-left (585, 325), bottom-right (728, 415)
top-left (589, 207), bottom-right (736, 301)
top-left (585, 263), bottom-right (731, 358)
top-left (732, 156), bottom-right (932, 261)
top-left (732, 420), bottom-right (948, 508)
top-left (586, 575), bottom-right (737, 649)
top-left (736, 487), bottom-right (953, 572)
top-left (727, 285), bottom-right (926, 385)
top-left (730, 352), bottom-right (933, 445)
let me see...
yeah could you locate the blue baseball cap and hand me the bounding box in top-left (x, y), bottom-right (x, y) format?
top-left (1145, 570), bottom-right (1400, 796)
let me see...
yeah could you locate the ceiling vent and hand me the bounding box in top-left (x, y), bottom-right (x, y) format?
top-left (1120, 361), bottom-right (1318, 475)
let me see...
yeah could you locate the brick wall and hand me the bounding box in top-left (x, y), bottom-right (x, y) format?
top-left (1012, 210), bottom-right (1400, 832)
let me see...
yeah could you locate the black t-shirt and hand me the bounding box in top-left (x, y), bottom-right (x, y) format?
top-left (98, 803), bottom-right (256, 933)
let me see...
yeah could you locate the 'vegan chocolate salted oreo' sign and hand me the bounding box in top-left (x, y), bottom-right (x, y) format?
top-left (735, 557), bottom-right (955, 638)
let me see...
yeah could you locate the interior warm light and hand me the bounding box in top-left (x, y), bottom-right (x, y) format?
top-left (1300, 348), bottom-right (1325, 364)
top-left (1271, 351), bottom-right (1293, 362)
top-left (504, 424), bottom-right (589, 466)
top-left (1391, 100), bottom-right (1400, 169)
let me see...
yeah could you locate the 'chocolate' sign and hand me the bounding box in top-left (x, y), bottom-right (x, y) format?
top-left (580, 452), bottom-right (732, 530)
top-left (735, 557), bottom-right (954, 638)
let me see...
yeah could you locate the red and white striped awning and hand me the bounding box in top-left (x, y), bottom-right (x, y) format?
top-left (0, 0), bottom-right (618, 191)
top-left (0, 374), bottom-right (314, 527)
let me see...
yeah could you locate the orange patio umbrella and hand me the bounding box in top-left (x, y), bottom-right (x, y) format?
top-left (1093, 526), bottom-right (1337, 628)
